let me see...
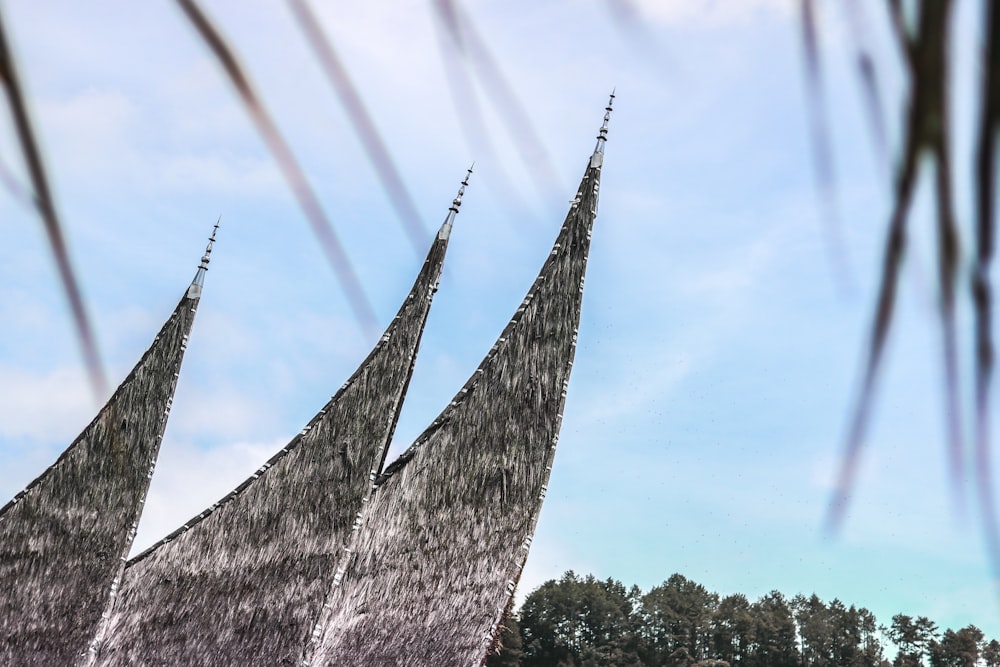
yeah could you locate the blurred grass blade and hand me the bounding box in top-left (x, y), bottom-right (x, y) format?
top-left (826, 143), bottom-right (917, 534)
top-left (799, 0), bottom-right (834, 195)
top-left (974, 0), bottom-right (1000, 572)
top-left (174, 0), bottom-right (378, 338)
top-left (430, 4), bottom-right (539, 228)
top-left (0, 10), bottom-right (108, 402)
top-left (0, 150), bottom-right (34, 207)
top-left (935, 149), bottom-right (965, 512)
top-left (604, 0), bottom-right (669, 69)
top-left (285, 0), bottom-right (429, 256)
top-left (433, 0), bottom-right (564, 204)
top-left (887, 0), bottom-right (911, 57)
top-left (919, 2), bottom-right (964, 509)
top-left (844, 0), bottom-right (890, 179)
top-left (828, 0), bottom-right (963, 532)
top-left (798, 0), bottom-right (851, 290)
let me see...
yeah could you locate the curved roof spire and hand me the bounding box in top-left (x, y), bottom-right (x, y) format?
top-left (1, 237), bottom-right (209, 665)
top-left (592, 89), bottom-right (615, 165)
top-left (94, 176), bottom-right (467, 666)
top-left (438, 163), bottom-right (475, 240)
top-left (305, 100), bottom-right (610, 667)
top-left (186, 217), bottom-right (220, 299)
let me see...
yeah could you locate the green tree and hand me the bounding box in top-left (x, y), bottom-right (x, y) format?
top-left (889, 615), bottom-right (938, 667)
top-left (983, 639), bottom-right (1000, 667)
top-left (855, 607), bottom-right (884, 667)
top-left (793, 594), bottom-right (832, 667)
top-left (640, 574), bottom-right (719, 665)
top-left (747, 591), bottom-right (798, 667)
top-left (711, 593), bottom-right (754, 666)
top-left (928, 626), bottom-right (983, 667)
top-left (520, 571), bottom-right (641, 667)
top-left (828, 600), bottom-right (862, 667)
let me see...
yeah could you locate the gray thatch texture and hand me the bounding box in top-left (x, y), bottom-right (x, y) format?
top-left (0, 292), bottom-right (200, 666)
top-left (305, 157), bottom-right (602, 667)
top-left (94, 232), bottom-right (452, 666)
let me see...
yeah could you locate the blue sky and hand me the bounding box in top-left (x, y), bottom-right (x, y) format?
top-left (1, 0), bottom-right (997, 642)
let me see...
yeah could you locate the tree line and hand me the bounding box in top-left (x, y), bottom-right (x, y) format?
top-left (487, 571), bottom-right (998, 667)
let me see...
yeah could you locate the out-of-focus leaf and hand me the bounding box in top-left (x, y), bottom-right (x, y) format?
top-left (430, 1), bottom-right (539, 228)
top-left (974, 0), bottom-right (1000, 572)
top-left (0, 9), bottom-right (108, 403)
top-left (798, 0), bottom-right (852, 290)
top-left (829, 0), bottom-right (963, 532)
top-left (432, 0), bottom-right (564, 205)
top-left (844, 0), bottom-right (890, 179)
top-left (286, 0), bottom-right (429, 255)
top-left (0, 149), bottom-right (34, 207)
top-left (174, 0), bottom-right (378, 338)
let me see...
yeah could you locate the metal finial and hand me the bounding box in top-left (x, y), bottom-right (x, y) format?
top-left (594, 89), bottom-right (615, 151)
top-left (593, 90), bottom-right (615, 161)
top-left (199, 217), bottom-right (220, 269)
top-left (440, 164), bottom-right (474, 240)
top-left (188, 217), bottom-right (221, 298)
top-left (450, 163), bottom-right (474, 213)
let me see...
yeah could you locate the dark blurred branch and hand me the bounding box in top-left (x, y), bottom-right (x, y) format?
top-left (974, 0), bottom-right (1000, 572)
top-left (886, 0), bottom-right (912, 59)
top-left (913, 1), bottom-right (964, 511)
top-left (0, 9), bottom-right (108, 402)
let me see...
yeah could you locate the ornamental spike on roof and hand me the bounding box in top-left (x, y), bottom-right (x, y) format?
top-left (0, 225), bottom-right (215, 666)
top-left (303, 99), bottom-right (610, 667)
top-left (591, 89), bottom-right (614, 167)
top-left (186, 217), bottom-right (219, 299)
top-left (439, 163), bottom-right (474, 241)
top-left (92, 172), bottom-right (471, 666)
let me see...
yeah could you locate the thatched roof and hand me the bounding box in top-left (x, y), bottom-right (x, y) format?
top-left (93, 205), bottom-right (463, 665)
top-left (304, 126), bottom-right (607, 666)
top-left (0, 288), bottom-right (202, 666)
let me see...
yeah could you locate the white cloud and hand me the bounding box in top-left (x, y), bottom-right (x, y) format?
top-left (0, 364), bottom-right (92, 444)
top-left (155, 152), bottom-right (282, 196)
top-left (38, 88), bottom-right (142, 185)
top-left (133, 437), bottom-right (284, 554)
top-left (169, 389), bottom-right (280, 442)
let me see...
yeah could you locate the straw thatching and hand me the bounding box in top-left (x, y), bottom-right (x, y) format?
top-left (304, 154), bottom-right (602, 667)
top-left (93, 227), bottom-right (453, 666)
top-left (0, 291), bottom-right (200, 666)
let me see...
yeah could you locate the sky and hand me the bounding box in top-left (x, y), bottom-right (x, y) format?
top-left (1, 0), bottom-right (997, 644)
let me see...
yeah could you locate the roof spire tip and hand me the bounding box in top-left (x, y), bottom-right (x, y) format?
top-left (452, 164), bottom-right (474, 211)
top-left (188, 217), bottom-right (221, 298)
top-left (440, 166), bottom-right (474, 240)
top-left (592, 90), bottom-right (614, 162)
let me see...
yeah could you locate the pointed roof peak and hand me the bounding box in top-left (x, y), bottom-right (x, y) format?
top-left (439, 165), bottom-right (474, 240)
top-left (593, 90), bottom-right (615, 157)
top-left (187, 217), bottom-right (220, 299)
top-left (450, 163), bottom-right (474, 211)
